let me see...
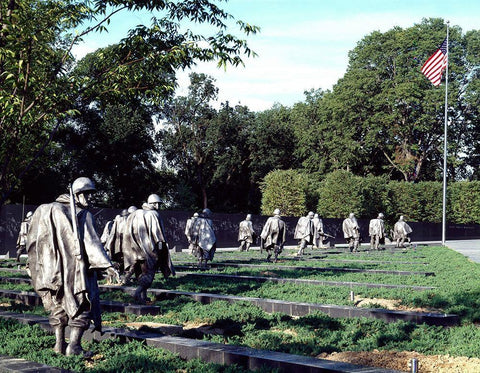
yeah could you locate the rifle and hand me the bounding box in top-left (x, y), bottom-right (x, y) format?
top-left (320, 232), bottom-right (335, 239)
top-left (69, 184), bottom-right (83, 259)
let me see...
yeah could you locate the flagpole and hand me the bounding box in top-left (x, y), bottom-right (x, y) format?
top-left (441, 21), bottom-right (449, 246)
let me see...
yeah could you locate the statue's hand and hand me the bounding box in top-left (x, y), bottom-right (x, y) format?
top-left (106, 266), bottom-right (122, 285)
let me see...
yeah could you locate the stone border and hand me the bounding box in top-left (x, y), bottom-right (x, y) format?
top-left (99, 286), bottom-right (459, 326)
top-left (0, 311), bottom-right (402, 373)
top-left (0, 279), bottom-right (455, 326)
top-left (172, 263), bottom-right (435, 276)
top-left (174, 272), bottom-right (435, 291)
top-left (0, 283), bottom-right (458, 326)
top-left (0, 354), bottom-right (68, 372)
top-left (0, 273), bottom-right (436, 292)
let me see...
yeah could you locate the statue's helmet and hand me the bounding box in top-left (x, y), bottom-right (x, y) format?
top-left (72, 177), bottom-right (96, 195)
top-left (308, 211), bottom-right (314, 218)
top-left (314, 213), bottom-right (319, 219)
top-left (399, 215), bottom-right (404, 221)
top-left (193, 212), bottom-right (199, 218)
top-left (121, 209), bottom-right (129, 217)
top-left (349, 212), bottom-right (355, 219)
top-left (127, 206), bottom-right (137, 213)
top-left (26, 211), bottom-right (33, 219)
top-left (202, 208), bottom-right (212, 217)
top-left (273, 208), bottom-right (281, 216)
top-left (246, 214), bottom-right (252, 220)
top-left (147, 194), bottom-right (162, 204)
top-left (378, 213), bottom-right (384, 219)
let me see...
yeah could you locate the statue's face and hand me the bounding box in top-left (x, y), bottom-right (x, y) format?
top-left (75, 192), bottom-right (91, 208)
top-left (149, 202), bottom-right (159, 210)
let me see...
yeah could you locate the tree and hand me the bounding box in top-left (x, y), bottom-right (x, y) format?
top-left (159, 73), bottom-right (219, 209)
top-left (1, 0), bottom-right (258, 206)
top-left (295, 19), bottom-right (480, 182)
top-left (208, 102), bottom-right (256, 212)
top-left (249, 104), bottom-right (299, 184)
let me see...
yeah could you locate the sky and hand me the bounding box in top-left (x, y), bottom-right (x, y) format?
top-left (73, 0), bottom-right (480, 112)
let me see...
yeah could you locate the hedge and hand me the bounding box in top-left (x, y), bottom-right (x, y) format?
top-left (261, 170), bottom-right (480, 224)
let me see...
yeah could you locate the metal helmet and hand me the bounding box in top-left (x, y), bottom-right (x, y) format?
top-left (121, 209), bottom-right (129, 217)
top-left (399, 215), bottom-right (404, 221)
top-left (202, 208), bottom-right (212, 217)
top-left (308, 211), bottom-right (314, 218)
top-left (193, 212), bottom-right (199, 218)
top-left (26, 211), bottom-right (33, 219)
top-left (127, 206), bottom-right (137, 213)
top-left (349, 212), bottom-right (355, 219)
top-left (378, 213), bottom-right (384, 219)
top-left (147, 194), bottom-right (162, 204)
top-left (72, 177), bottom-right (96, 195)
top-left (273, 208), bottom-right (280, 216)
top-left (246, 214), bottom-right (252, 221)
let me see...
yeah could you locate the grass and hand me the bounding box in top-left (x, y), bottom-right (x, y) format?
top-left (0, 317), bottom-right (269, 372)
top-left (2, 245), bottom-right (480, 370)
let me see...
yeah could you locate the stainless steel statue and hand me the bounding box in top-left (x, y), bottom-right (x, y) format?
top-left (15, 211), bottom-right (32, 261)
top-left (369, 213), bottom-right (385, 250)
top-left (342, 212), bottom-right (360, 252)
top-left (393, 215), bottom-right (413, 248)
top-left (238, 214), bottom-right (256, 251)
top-left (123, 194), bottom-right (175, 303)
top-left (260, 208), bottom-right (286, 262)
top-left (104, 209), bottom-right (130, 283)
top-left (26, 177), bottom-right (120, 356)
top-left (294, 211), bottom-right (315, 256)
top-left (185, 212), bottom-right (199, 254)
top-left (312, 213), bottom-right (325, 249)
top-left (190, 208), bottom-right (217, 268)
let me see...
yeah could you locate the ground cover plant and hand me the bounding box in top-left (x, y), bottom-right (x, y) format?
top-left (3, 245), bottom-right (480, 371)
top-left (0, 317), bottom-right (266, 373)
top-left (5, 245), bottom-right (480, 320)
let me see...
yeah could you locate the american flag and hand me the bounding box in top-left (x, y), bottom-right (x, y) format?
top-left (421, 38), bottom-right (448, 86)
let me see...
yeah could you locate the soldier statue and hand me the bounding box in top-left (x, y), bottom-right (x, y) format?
top-left (342, 212), bottom-right (360, 252)
top-left (294, 211), bottom-right (315, 256)
top-left (26, 177), bottom-right (120, 356)
top-left (190, 208), bottom-right (217, 268)
top-left (185, 212), bottom-right (199, 255)
top-left (369, 213), bottom-right (385, 250)
top-left (260, 208), bottom-right (286, 262)
top-left (123, 194), bottom-right (175, 303)
top-left (15, 211), bottom-right (32, 261)
top-left (238, 214), bottom-right (256, 251)
top-left (393, 215), bottom-right (413, 248)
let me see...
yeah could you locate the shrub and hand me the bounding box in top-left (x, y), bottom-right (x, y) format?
top-left (260, 169), bottom-right (315, 216)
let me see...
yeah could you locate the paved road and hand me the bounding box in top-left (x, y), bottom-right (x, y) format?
top-left (445, 239), bottom-right (480, 263)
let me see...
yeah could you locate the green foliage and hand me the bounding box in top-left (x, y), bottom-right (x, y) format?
top-left (1, 0), bottom-right (258, 207)
top-left (448, 181), bottom-right (480, 224)
top-left (0, 318), bottom-right (260, 372)
top-left (260, 169), bottom-right (315, 216)
top-left (316, 170), bottom-right (363, 218)
top-left (316, 170), bottom-right (388, 218)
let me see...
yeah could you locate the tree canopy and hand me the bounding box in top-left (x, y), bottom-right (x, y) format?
top-left (0, 0), bottom-right (258, 206)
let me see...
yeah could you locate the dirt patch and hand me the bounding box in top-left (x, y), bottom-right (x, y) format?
top-left (271, 328), bottom-right (298, 337)
top-left (318, 350), bottom-right (480, 372)
top-left (354, 296), bottom-right (400, 309)
top-left (260, 271), bottom-right (277, 277)
top-left (354, 296), bottom-right (442, 313)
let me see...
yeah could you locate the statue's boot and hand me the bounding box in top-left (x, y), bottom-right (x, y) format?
top-left (134, 286), bottom-right (147, 304)
top-left (53, 325), bottom-right (66, 354)
top-left (266, 253), bottom-right (272, 262)
top-left (66, 327), bottom-right (92, 357)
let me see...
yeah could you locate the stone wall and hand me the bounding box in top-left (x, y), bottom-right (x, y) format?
top-left (1, 204), bottom-right (479, 257)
